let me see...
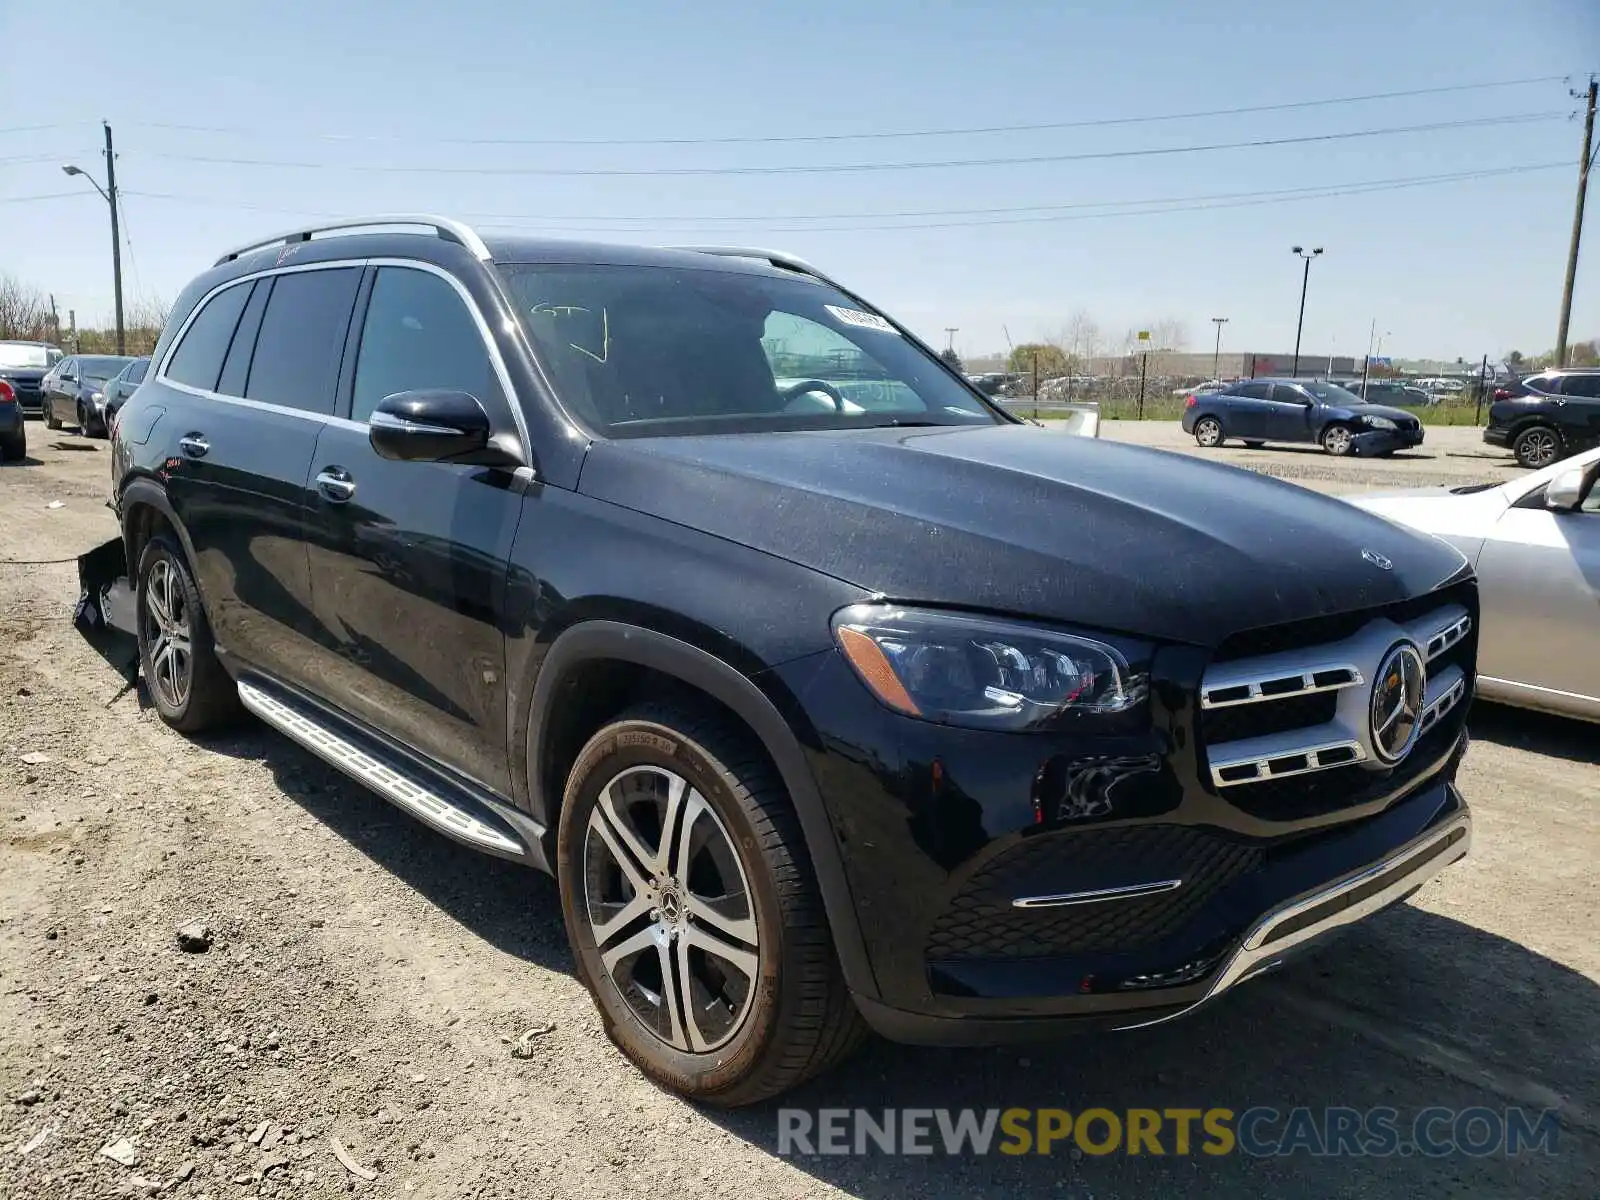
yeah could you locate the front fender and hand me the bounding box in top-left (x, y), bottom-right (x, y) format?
top-left (522, 619), bottom-right (880, 1001)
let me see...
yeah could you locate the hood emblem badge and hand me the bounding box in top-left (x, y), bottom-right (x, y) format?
top-left (1361, 548), bottom-right (1393, 571)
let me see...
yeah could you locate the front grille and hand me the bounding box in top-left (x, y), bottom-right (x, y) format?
top-left (1197, 582), bottom-right (1475, 816)
top-left (1199, 690), bottom-right (1338, 745)
top-left (1212, 581), bottom-right (1475, 662)
top-left (925, 825), bottom-right (1263, 961)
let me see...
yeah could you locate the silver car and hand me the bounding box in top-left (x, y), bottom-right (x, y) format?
top-left (1352, 447), bottom-right (1600, 722)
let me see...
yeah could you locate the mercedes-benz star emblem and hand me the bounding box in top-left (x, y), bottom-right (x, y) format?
top-left (1370, 643), bottom-right (1426, 764)
top-left (1362, 548), bottom-right (1394, 571)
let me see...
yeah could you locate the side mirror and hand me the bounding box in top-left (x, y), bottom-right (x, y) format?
top-left (1545, 467), bottom-right (1588, 512)
top-left (368, 390), bottom-right (515, 466)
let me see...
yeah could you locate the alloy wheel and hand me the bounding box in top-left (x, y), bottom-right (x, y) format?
top-left (142, 560), bottom-right (193, 710)
top-left (1324, 426), bottom-right (1353, 456)
top-left (582, 765), bottom-right (760, 1053)
top-left (1518, 429), bottom-right (1557, 469)
top-left (1195, 418), bottom-right (1222, 447)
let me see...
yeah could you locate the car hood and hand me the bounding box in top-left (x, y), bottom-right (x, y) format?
top-left (1339, 402), bottom-right (1418, 423)
top-left (0, 366), bottom-right (47, 383)
top-left (578, 425), bottom-right (1470, 646)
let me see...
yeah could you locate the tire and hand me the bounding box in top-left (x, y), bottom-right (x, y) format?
top-left (1243, 440), bottom-right (1265, 449)
top-left (135, 534), bottom-right (239, 733)
top-left (1321, 423), bottom-right (1355, 456)
top-left (557, 702), bottom-right (866, 1107)
top-left (1512, 425), bottom-right (1561, 470)
top-left (76, 403), bottom-right (92, 435)
top-left (1193, 416), bottom-right (1224, 448)
top-left (45, 402), bottom-right (62, 431)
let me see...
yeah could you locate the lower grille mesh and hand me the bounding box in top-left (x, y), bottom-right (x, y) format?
top-left (926, 826), bottom-right (1263, 961)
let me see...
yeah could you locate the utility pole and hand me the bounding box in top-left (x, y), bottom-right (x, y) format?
top-left (1211, 317), bottom-right (1229, 381)
top-left (1555, 77), bottom-right (1596, 367)
top-left (944, 327), bottom-right (958, 353)
top-left (1475, 353), bottom-right (1489, 426)
top-left (104, 121), bottom-right (125, 355)
top-left (48, 294), bottom-right (59, 344)
top-left (1290, 246), bottom-right (1323, 377)
top-left (68, 310), bottom-right (78, 354)
top-left (1361, 318), bottom-right (1376, 395)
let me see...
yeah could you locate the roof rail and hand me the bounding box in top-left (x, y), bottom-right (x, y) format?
top-left (215, 215), bottom-right (492, 267)
top-left (671, 246), bottom-right (840, 288)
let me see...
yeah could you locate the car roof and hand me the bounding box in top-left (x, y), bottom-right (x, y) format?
top-left (0, 339), bottom-right (60, 348)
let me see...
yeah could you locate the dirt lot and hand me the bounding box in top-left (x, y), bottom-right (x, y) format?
top-left (2, 422), bottom-right (1595, 1199)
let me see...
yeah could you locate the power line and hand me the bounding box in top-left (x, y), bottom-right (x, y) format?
top-left (0, 123), bottom-right (76, 136)
top-left (123, 163), bottom-right (1566, 235)
top-left (124, 164), bottom-right (1566, 228)
top-left (131, 74), bottom-right (1574, 147)
top-left (0, 191), bottom-right (92, 205)
top-left (136, 112), bottom-right (1567, 177)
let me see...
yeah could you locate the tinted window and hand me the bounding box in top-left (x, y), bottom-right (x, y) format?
top-left (244, 268), bottom-right (360, 414)
top-left (351, 268), bottom-right (501, 423)
top-left (1523, 375), bottom-right (1558, 395)
top-left (77, 356), bottom-right (128, 380)
top-left (1232, 382), bottom-right (1271, 400)
top-left (165, 283), bottom-right (252, 392)
top-left (1559, 373), bottom-right (1600, 399)
top-left (217, 279), bottom-right (271, 397)
top-left (57, 357), bottom-right (77, 378)
top-left (1302, 382), bottom-right (1361, 402)
top-left (1272, 383), bottom-right (1307, 403)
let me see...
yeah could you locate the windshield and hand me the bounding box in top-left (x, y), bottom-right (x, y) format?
top-left (498, 263), bottom-right (1006, 436)
top-left (0, 344), bottom-right (56, 369)
top-left (77, 355), bottom-right (131, 380)
top-left (1302, 381), bottom-right (1363, 403)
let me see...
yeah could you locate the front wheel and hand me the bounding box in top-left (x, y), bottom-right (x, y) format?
top-left (44, 403), bottom-right (62, 431)
top-left (1193, 416), bottom-right (1224, 448)
top-left (1322, 424), bottom-right (1355, 456)
top-left (1513, 425), bottom-right (1561, 470)
top-left (557, 703), bottom-right (865, 1106)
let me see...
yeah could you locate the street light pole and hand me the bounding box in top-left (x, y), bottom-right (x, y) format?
top-left (61, 121), bottom-right (125, 355)
top-left (1211, 317), bottom-right (1229, 381)
top-left (1289, 246), bottom-right (1323, 377)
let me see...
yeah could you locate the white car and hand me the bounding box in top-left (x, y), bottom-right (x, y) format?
top-left (1351, 447), bottom-right (1600, 723)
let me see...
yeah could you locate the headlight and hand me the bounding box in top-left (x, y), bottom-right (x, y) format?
top-left (1362, 415), bottom-right (1396, 430)
top-left (90, 390), bottom-right (106, 405)
top-left (831, 605), bottom-right (1149, 731)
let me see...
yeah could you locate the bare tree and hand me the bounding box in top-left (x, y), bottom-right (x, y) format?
top-left (0, 274), bottom-right (52, 341)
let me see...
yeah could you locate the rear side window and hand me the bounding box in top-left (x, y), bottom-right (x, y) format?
top-left (165, 283), bottom-right (252, 392)
top-left (217, 279), bottom-right (271, 397)
top-left (350, 267), bottom-right (502, 423)
top-left (1522, 375), bottom-right (1558, 396)
top-left (243, 268), bottom-right (360, 414)
top-left (1559, 373), bottom-right (1600, 399)
top-left (1232, 382), bottom-right (1271, 400)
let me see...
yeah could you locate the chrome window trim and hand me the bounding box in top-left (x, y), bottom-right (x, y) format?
top-left (154, 257), bottom-right (532, 462)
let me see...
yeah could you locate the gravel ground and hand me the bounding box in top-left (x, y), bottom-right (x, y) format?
top-left (1, 422), bottom-right (1596, 1199)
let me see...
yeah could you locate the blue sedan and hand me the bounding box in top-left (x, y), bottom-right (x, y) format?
top-left (1181, 378), bottom-right (1425, 457)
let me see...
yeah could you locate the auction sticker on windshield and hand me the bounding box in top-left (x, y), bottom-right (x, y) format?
top-left (825, 305), bottom-right (899, 334)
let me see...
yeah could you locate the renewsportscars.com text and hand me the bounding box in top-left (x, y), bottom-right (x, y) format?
top-left (776, 1106), bottom-right (1561, 1158)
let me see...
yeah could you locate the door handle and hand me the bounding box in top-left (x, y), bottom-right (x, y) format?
top-left (316, 467), bottom-right (356, 503)
top-left (178, 434), bottom-right (209, 458)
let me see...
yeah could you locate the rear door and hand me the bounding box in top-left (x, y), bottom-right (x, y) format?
top-left (1222, 381), bottom-right (1273, 438)
top-left (158, 265), bottom-right (361, 689)
top-left (1474, 467), bottom-right (1600, 709)
top-left (1557, 373), bottom-right (1600, 447)
top-left (1266, 382), bottom-right (1316, 441)
top-left (302, 262), bottom-right (526, 794)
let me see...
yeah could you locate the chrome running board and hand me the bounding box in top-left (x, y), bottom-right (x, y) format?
top-left (237, 678), bottom-right (540, 863)
top-left (1116, 810), bottom-right (1471, 1030)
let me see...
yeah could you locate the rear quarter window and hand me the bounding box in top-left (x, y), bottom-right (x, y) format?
top-left (164, 282), bottom-right (253, 392)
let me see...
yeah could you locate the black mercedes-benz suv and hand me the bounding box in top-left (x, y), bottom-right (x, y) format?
top-left (101, 217), bottom-right (1475, 1105)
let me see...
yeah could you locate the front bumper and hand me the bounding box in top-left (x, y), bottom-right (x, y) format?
top-left (771, 636), bottom-right (1472, 1044)
top-left (1349, 426), bottom-right (1424, 456)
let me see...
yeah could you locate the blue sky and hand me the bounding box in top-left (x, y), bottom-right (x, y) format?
top-left (2, 0), bottom-right (1596, 363)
